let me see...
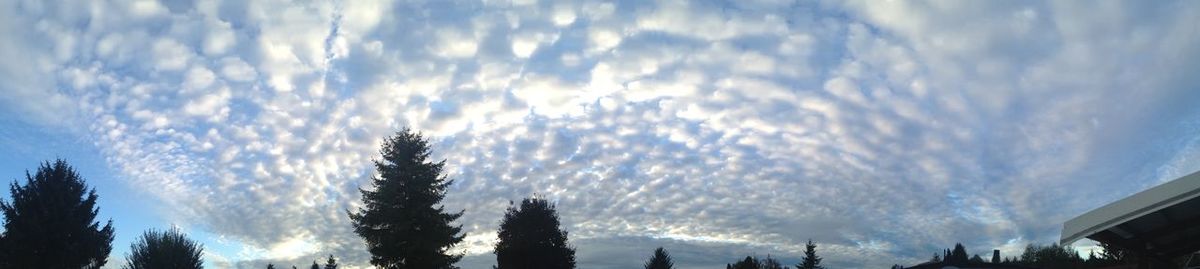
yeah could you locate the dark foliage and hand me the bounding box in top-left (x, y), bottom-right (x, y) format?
top-left (494, 197), bottom-right (576, 269)
top-left (644, 247), bottom-right (674, 269)
top-left (1016, 243), bottom-right (1085, 269)
top-left (728, 256), bottom-right (761, 269)
top-left (797, 240), bottom-right (824, 269)
top-left (348, 129), bottom-right (465, 269)
top-left (763, 256), bottom-right (785, 269)
top-left (946, 243), bottom-right (969, 264)
top-left (324, 255), bottom-right (338, 269)
top-left (310, 261), bottom-right (320, 269)
top-left (267, 264), bottom-right (276, 269)
top-left (726, 255), bottom-right (786, 269)
top-left (0, 160), bottom-right (115, 269)
top-left (123, 228), bottom-right (204, 269)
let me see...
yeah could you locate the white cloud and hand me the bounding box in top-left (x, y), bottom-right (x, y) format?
top-left (2, 1), bottom-right (1200, 269)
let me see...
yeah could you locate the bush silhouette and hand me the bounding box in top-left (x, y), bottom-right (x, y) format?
top-left (123, 228), bottom-right (204, 269)
top-left (494, 197), bottom-right (576, 269)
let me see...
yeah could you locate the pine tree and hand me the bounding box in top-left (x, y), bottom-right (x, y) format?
top-left (494, 197), bottom-right (575, 269)
top-left (969, 254), bottom-right (984, 264)
top-left (348, 129), bottom-right (465, 269)
top-left (949, 243), bottom-right (969, 264)
top-left (310, 261), bottom-right (320, 269)
top-left (122, 228), bottom-right (204, 269)
top-left (0, 160), bottom-right (115, 269)
top-left (324, 255), bottom-right (338, 269)
top-left (644, 247), bottom-right (674, 269)
top-left (796, 239), bottom-right (824, 269)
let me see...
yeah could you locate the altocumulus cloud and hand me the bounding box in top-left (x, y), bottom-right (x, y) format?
top-left (2, 0), bottom-right (1200, 268)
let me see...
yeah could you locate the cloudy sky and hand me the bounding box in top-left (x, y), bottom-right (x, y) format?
top-left (2, 0), bottom-right (1200, 268)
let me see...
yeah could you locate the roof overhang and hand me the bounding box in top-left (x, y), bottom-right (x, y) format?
top-left (1061, 169), bottom-right (1200, 259)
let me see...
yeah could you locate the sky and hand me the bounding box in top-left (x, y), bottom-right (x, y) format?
top-left (1, 0), bottom-right (1199, 268)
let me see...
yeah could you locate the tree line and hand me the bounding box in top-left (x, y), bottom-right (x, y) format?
top-left (891, 242), bottom-right (1137, 269)
top-left (14, 128), bottom-right (1135, 269)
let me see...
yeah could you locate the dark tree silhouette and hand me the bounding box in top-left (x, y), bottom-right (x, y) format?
top-left (348, 129), bottom-right (465, 269)
top-left (644, 247), bottom-right (674, 269)
top-left (122, 228), bottom-right (204, 269)
top-left (494, 197), bottom-right (575, 269)
top-left (310, 261), bottom-right (320, 269)
top-left (324, 255), bottom-right (338, 269)
top-left (0, 160), bottom-right (115, 269)
top-left (947, 243), bottom-right (969, 264)
top-left (796, 240), bottom-right (823, 269)
top-left (763, 256), bottom-right (785, 269)
top-left (729, 256), bottom-right (761, 269)
top-left (969, 254), bottom-right (984, 263)
top-left (1017, 243), bottom-right (1085, 269)
top-left (267, 264), bottom-right (276, 269)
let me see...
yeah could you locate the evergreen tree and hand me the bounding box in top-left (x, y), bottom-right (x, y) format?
top-left (0, 160), bottom-right (115, 269)
top-left (1096, 242), bottom-right (1128, 265)
top-left (310, 261), bottom-right (320, 269)
top-left (729, 256), bottom-right (761, 269)
top-left (948, 243), bottom-right (969, 264)
top-left (644, 247), bottom-right (674, 269)
top-left (324, 255), bottom-right (338, 269)
top-left (796, 240), bottom-right (824, 269)
top-left (969, 254), bottom-right (984, 264)
top-left (930, 253), bottom-right (941, 263)
top-left (494, 197), bottom-right (576, 269)
top-left (122, 228), bottom-right (204, 269)
top-left (348, 129), bottom-right (465, 269)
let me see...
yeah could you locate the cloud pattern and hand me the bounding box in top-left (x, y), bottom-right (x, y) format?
top-left (2, 0), bottom-right (1200, 268)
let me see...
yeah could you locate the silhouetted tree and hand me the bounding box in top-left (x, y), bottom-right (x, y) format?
top-left (890, 264), bottom-right (904, 269)
top-left (930, 253), bottom-right (941, 263)
top-left (1017, 243), bottom-right (1085, 269)
top-left (969, 254), bottom-right (984, 264)
top-left (0, 160), bottom-right (115, 269)
top-left (310, 261), bottom-right (320, 269)
top-left (267, 264), bottom-right (277, 269)
top-left (122, 228), bottom-right (204, 269)
top-left (948, 244), bottom-right (970, 264)
top-left (348, 129), bottom-right (465, 269)
top-left (763, 256), bottom-right (785, 269)
top-left (797, 240), bottom-right (824, 269)
top-left (1094, 242), bottom-right (1129, 266)
top-left (729, 256), bottom-right (761, 269)
top-left (494, 197), bottom-right (575, 269)
top-left (324, 255), bottom-right (338, 269)
top-left (644, 247), bottom-right (674, 269)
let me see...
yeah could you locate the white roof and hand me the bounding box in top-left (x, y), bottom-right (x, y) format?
top-left (1061, 169), bottom-right (1200, 245)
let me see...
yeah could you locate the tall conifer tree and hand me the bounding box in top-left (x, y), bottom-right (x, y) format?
top-left (349, 129), bottom-right (465, 268)
top-left (644, 247), bottom-right (674, 269)
top-left (796, 240), bottom-right (824, 269)
top-left (0, 160), bottom-right (114, 269)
